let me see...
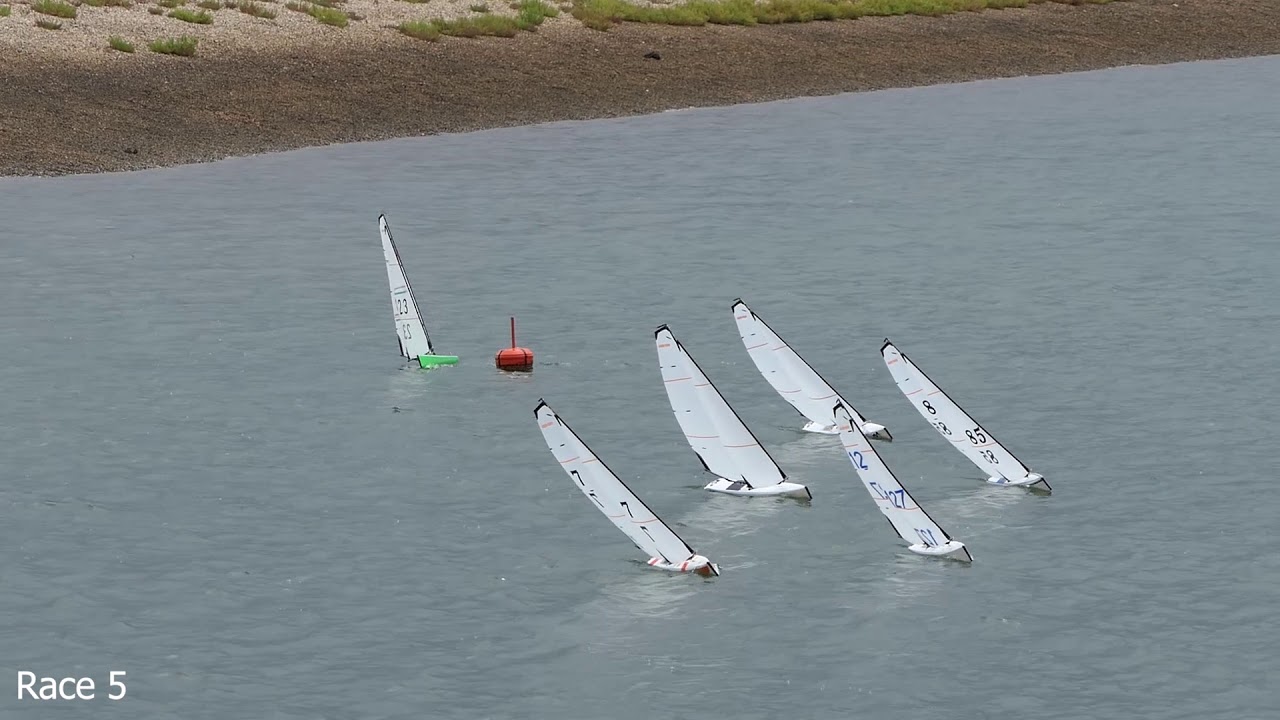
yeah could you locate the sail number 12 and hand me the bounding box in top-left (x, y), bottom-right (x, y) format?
top-left (914, 528), bottom-right (940, 547)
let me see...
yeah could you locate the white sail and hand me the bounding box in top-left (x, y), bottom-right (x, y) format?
top-left (731, 299), bottom-right (890, 440)
top-left (655, 326), bottom-right (791, 491)
top-left (834, 402), bottom-right (971, 561)
top-left (379, 215), bottom-right (434, 359)
top-left (881, 340), bottom-right (1049, 491)
top-left (655, 326), bottom-right (736, 479)
top-left (535, 400), bottom-right (715, 573)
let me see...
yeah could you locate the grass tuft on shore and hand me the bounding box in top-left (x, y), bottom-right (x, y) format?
top-left (237, 0), bottom-right (277, 17)
top-left (82, 0), bottom-right (134, 7)
top-left (284, 1), bottom-right (347, 25)
top-left (310, 6), bottom-right (346, 23)
top-left (399, 0), bottom-right (556, 40)
top-left (169, 6), bottom-right (213, 21)
top-left (32, 0), bottom-right (77, 18)
top-left (108, 35), bottom-right (135, 51)
top-left (397, 19), bottom-right (440, 38)
top-left (149, 35), bottom-right (198, 54)
top-left (0, 5), bottom-right (10, 16)
top-left (35, 16), bottom-right (61, 27)
top-left (515, 0), bottom-right (557, 24)
top-left (307, 3), bottom-right (348, 25)
top-left (196, 0), bottom-right (222, 8)
top-left (571, 0), bottom-right (1107, 30)
top-left (158, 0), bottom-right (185, 7)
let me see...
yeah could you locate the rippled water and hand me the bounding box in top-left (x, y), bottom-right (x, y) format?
top-left (2, 54), bottom-right (1278, 719)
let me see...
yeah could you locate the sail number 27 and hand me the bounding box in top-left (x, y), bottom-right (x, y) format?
top-left (868, 481), bottom-right (907, 509)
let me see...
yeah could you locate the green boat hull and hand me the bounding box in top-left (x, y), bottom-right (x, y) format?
top-left (417, 354), bottom-right (459, 369)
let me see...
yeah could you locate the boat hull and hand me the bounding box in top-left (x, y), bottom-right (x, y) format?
top-left (703, 478), bottom-right (811, 499)
top-left (803, 419), bottom-right (893, 442)
top-left (647, 555), bottom-right (719, 576)
top-left (908, 540), bottom-right (972, 562)
top-left (987, 473), bottom-right (1052, 493)
top-left (801, 420), bottom-right (840, 435)
top-left (417, 354), bottom-right (459, 369)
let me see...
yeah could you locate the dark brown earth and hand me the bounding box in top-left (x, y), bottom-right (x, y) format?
top-left (2, 0), bottom-right (1278, 176)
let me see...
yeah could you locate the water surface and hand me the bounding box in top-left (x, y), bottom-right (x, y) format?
top-left (2, 55), bottom-right (1278, 719)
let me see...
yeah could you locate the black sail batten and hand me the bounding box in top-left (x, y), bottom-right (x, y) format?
top-left (382, 215), bottom-right (436, 355)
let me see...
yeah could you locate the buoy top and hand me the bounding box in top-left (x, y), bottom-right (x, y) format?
top-left (496, 316), bottom-right (534, 372)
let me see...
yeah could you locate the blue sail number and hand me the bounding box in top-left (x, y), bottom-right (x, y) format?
top-left (915, 528), bottom-right (940, 547)
top-left (848, 450), bottom-right (869, 470)
top-left (868, 482), bottom-right (907, 509)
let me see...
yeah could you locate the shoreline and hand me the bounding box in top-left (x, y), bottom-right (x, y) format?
top-left (2, 0), bottom-right (1278, 177)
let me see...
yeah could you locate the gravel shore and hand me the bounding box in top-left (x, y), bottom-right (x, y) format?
top-left (2, 0), bottom-right (1278, 176)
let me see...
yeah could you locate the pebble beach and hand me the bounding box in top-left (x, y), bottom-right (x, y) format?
top-left (2, 0), bottom-right (1278, 176)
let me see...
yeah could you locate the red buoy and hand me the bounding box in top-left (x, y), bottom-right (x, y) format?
top-left (495, 317), bottom-right (534, 372)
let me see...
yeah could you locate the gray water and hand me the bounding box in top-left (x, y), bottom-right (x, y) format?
top-left (2, 54), bottom-right (1279, 719)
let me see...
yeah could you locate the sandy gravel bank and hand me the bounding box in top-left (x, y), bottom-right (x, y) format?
top-left (1, 0), bottom-right (1277, 176)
